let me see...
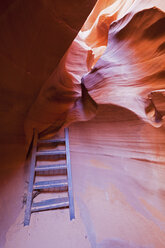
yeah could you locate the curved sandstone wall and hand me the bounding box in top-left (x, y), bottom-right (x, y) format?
top-left (26, 0), bottom-right (165, 137)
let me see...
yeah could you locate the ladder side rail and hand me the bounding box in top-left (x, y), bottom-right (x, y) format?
top-left (65, 128), bottom-right (75, 220)
top-left (24, 129), bottom-right (38, 226)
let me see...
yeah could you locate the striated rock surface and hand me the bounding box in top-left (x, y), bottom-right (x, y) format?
top-left (69, 104), bottom-right (165, 248)
top-left (1, 1), bottom-right (165, 248)
top-left (0, 0), bottom-right (97, 143)
top-left (26, 0), bottom-right (165, 137)
top-left (0, 1), bottom-right (97, 246)
top-left (4, 104), bottom-right (165, 248)
top-left (83, 7), bottom-right (165, 128)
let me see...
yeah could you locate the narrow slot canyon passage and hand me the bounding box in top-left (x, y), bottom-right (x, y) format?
top-left (0, 0), bottom-right (165, 247)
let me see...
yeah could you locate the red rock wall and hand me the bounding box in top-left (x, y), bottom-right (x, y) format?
top-left (1, 1), bottom-right (165, 247)
top-left (0, 0), bottom-right (97, 144)
top-left (26, 0), bottom-right (165, 137)
top-left (0, 1), bottom-right (97, 246)
top-left (69, 104), bottom-right (165, 248)
top-left (3, 104), bottom-right (165, 248)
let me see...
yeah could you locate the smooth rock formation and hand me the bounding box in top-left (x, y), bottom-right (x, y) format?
top-left (83, 7), bottom-right (165, 128)
top-left (26, 0), bottom-right (165, 137)
top-left (4, 104), bottom-right (165, 248)
top-left (0, 0), bottom-right (96, 143)
top-left (0, 1), bottom-right (97, 246)
top-left (1, 1), bottom-right (165, 248)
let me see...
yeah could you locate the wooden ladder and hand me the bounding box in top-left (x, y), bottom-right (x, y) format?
top-left (24, 128), bottom-right (75, 226)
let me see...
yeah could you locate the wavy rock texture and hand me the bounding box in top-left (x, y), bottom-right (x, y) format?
top-left (83, 7), bottom-right (165, 128)
top-left (0, 0), bottom-right (96, 143)
top-left (2, 1), bottom-right (165, 248)
top-left (4, 104), bottom-right (165, 248)
top-left (26, 0), bottom-right (165, 136)
top-left (69, 104), bottom-right (165, 248)
top-left (0, 1), bottom-right (97, 246)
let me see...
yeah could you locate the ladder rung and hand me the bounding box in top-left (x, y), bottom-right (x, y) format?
top-left (31, 197), bottom-right (69, 212)
top-left (36, 150), bottom-right (66, 156)
top-left (35, 164), bottom-right (67, 173)
top-left (24, 128), bottom-right (74, 225)
top-left (33, 179), bottom-right (68, 190)
top-left (38, 138), bottom-right (65, 144)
